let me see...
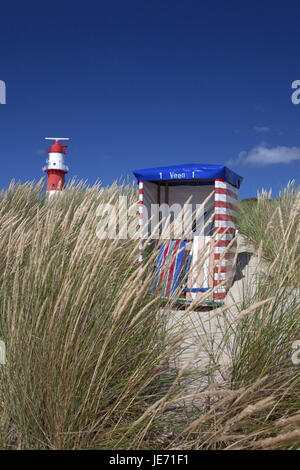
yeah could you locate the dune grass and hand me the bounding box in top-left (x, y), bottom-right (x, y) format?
top-left (0, 180), bottom-right (187, 449)
top-left (237, 181), bottom-right (300, 263)
top-left (171, 182), bottom-right (300, 449)
top-left (0, 179), bottom-right (299, 450)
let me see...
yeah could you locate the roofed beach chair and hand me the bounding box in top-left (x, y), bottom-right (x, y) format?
top-left (133, 163), bottom-right (243, 305)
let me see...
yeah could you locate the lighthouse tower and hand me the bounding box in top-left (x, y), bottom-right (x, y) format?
top-left (43, 138), bottom-right (69, 196)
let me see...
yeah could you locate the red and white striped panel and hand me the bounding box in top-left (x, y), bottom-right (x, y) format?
top-left (138, 181), bottom-right (144, 265)
top-left (213, 179), bottom-right (238, 301)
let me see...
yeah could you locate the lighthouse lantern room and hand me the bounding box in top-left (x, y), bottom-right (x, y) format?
top-left (43, 137), bottom-right (69, 195)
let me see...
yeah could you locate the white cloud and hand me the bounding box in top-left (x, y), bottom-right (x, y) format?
top-left (253, 126), bottom-right (270, 133)
top-left (227, 144), bottom-right (300, 167)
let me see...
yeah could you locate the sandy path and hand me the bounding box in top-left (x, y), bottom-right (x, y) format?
top-left (165, 233), bottom-right (267, 408)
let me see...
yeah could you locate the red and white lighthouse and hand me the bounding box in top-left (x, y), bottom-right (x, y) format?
top-left (43, 137), bottom-right (69, 196)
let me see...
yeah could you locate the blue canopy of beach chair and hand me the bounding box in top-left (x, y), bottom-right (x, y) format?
top-left (133, 163), bottom-right (243, 188)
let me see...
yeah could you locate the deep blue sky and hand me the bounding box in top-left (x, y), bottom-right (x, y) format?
top-left (1, 0), bottom-right (300, 199)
